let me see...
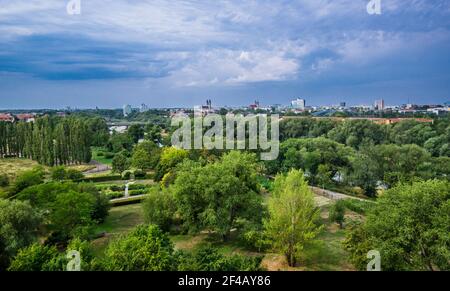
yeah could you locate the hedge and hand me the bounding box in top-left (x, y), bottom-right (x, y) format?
top-left (110, 195), bottom-right (147, 207)
top-left (78, 175), bottom-right (122, 183)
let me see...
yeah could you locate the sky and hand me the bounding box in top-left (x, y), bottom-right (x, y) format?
top-left (0, 0), bottom-right (450, 109)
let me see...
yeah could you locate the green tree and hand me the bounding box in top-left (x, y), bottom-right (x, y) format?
top-left (49, 190), bottom-right (96, 242)
top-left (142, 188), bottom-right (177, 232)
top-left (112, 151), bottom-right (130, 173)
top-left (348, 153), bottom-right (379, 197)
top-left (7, 243), bottom-right (64, 271)
top-left (131, 141), bottom-right (160, 170)
top-left (200, 151), bottom-right (262, 241)
top-left (103, 224), bottom-right (176, 271)
top-left (154, 147), bottom-right (189, 181)
top-left (172, 152), bottom-right (262, 240)
top-left (87, 117), bottom-right (110, 147)
top-left (329, 200), bottom-right (346, 229)
top-left (0, 199), bottom-right (41, 270)
top-left (344, 180), bottom-right (450, 271)
top-left (108, 132), bottom-right (134, 153)
top-left (127, 124), bottom-right (145, 143)
top-left (264, 169), bottom-right (322, 267)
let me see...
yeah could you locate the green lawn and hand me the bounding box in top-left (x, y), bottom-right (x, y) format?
top-left (91, 204), bottom-right (145, 257)
top-left (91, 147), bottom-right (113, 165)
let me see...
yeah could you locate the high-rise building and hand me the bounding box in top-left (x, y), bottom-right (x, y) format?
top-left (291, 98), bottom-right (306, 110)
top-left (140, 103), bottom-right (149, 113)
top-left (340, 102), bottom-right (346, 108)
top-left (123, 104), bottom-right (132, 117)
top-left (374, 99), bottom-right (385, 111)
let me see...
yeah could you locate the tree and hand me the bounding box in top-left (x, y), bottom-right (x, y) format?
top-left (87, 117), bottom-right (110, 147)
top-left (344, 180), bottom-right (450, 271)
top-left (142, 188), bottom-right (177, 232)
top-left (368, 144), bottom-right (431, 187)
top-left (112, 151), bottom-right (130, 173)
top-left (0, 199), bottom-right (41, 270)
top-left (264, 169), bottom-right (322, 267)
top-left (102, 224), bottom-right (176, 271)
top-left (7, 243), bottom-right (64, 271)
top-left (348, 153), bottom-right (379, 197)
top-left (200, 151), bottom-right (262, 241)
top-left (127, 124), bottom-right (145, 143)
top-left (329, 200), bottom-right (346, 229)
top-left (108, 132), bottom-right (134, 153)
top-left (154, 147), bottom-right (189, 181)
top-left (172, 152), bottom-right (263, 240)
top-left (131, 141), bottom-right (160, 170)
top-left (316, 164), bottom-right (332, 189)
top-left (49, 190), bottom-right (96, 242)
top-left (144, 124), bottom-right (162, 144)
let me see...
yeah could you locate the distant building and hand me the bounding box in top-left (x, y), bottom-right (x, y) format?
top-left (427, 108), bottom-right (448, 116)
top-left (374, 99), bottom-right (385, 111)
top-left (15, 113), bottom-right (36, 122)
top-left (140, 103), bottom-right (149, 113)
top-left (0, 113), bottom-right (14, 122)
top-left (123, 104), bottom-right (132, 117)
top-left (340, 102), bottom-right (346, 108)
top-left (291, 98), bottom-right (306, 110)
top-left (206, 99), bottom-right (212, 110)
top-left (249, 100), bottom-right (260, 110)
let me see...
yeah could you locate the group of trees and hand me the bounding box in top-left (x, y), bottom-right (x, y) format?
top-left (0, 180), bottom-right (110, 270)
top-left (270, 117), bottom-right (450, 197)
top-left (344, 180), bottom-right (449, 271)
top-left (0, 116), bottom-right (109, 166)
top-left (143, 150), bottom-right (323, 267)
top-left (6, 224), bottom-right (263, 271)
top-left (280, 117), bottom-right (450, 155)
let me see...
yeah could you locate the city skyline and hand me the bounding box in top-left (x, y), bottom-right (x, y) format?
top-left (1, 1), bottom-right (450, 109)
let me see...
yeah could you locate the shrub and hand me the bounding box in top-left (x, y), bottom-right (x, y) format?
top-left (129, 189), bottom-right (147, 196)
top-left (128, 184), bottom-right (147, 190)
top-left (0, 174), bottom-right (9, 187)
top-left (133, 169), bottom-right (147, 178)
top-left (102, 225), bottom-right (176, 271)
top-left (51, 166), bottom-right (67, 181)
top-left (78, 175), bottom-right (122, 183)
top-left (122, 170), bottom-right (133, 180)
top-left (176, 245), bottom-right (264, 271)
top-left (341, 199), bottom-right (374, 215)
top-left (110, 185), bottom-right (125, 192)
top-left (12, 167), bottom-right (44, 194)
top-left (104, 152), bottom-right (115, 159)
top-left (66, 169), bottom-right (84, 181)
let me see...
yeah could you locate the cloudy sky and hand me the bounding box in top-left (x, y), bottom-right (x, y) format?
top-left (0, 0), bottom-right (449, 109)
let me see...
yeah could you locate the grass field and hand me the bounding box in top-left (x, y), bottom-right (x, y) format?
top-left (0, 158), bottom-right (42, 180)
top-left (91, 194), bottom-right (356, 270)
top-left (91, 147), bottom-right (113, 165)
top-left (91, 204), bottom-right (145, 257)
